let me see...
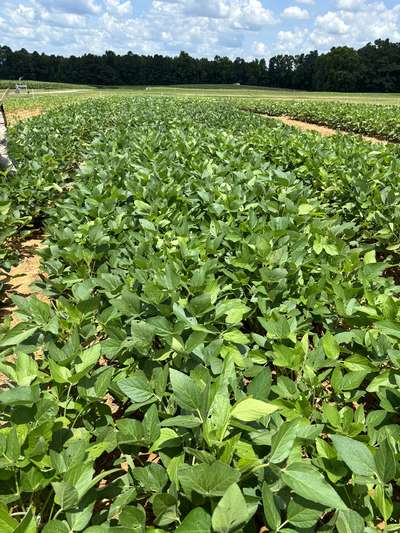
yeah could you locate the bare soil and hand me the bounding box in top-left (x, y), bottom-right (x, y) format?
top-left (8, 108), bottom-right (43, 125)
top-left (0, 237), bottom-right (48, 326)
top-left (268, 115), bottom-right (388, 145)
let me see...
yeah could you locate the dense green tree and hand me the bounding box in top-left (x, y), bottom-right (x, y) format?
top-left (313, 47), bottom-right (363, 92)
top-left (0, 40), bottom-right (399, 92)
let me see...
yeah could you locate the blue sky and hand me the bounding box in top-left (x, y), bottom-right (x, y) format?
top-left (1, 0), bottom-right (399, 59)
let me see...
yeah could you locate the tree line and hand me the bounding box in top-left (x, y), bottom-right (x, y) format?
top-left (1, 39), bottom-right (400, 92)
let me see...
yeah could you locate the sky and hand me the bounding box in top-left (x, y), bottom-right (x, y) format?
top-left (1, 0), bottom-right (400, 60)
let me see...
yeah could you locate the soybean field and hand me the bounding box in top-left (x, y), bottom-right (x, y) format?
top-left (0, 95), bottom-right (400, 532)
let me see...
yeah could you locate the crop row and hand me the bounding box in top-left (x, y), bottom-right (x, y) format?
top-left (0, 97), bottom-right (400, 531)
top-left (239, 99), bottom-right (400, 142)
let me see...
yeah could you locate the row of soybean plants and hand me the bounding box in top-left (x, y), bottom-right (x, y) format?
top-left (0, 96), bottom-right (399, 532)
top-left (239, 98), bottom-right (400, 142)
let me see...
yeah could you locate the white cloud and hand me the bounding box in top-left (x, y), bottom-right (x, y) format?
top-left (315, 11), bottom-right (350, 34)
top-left (336, 0), bottom-right (365, 10)
top-left (105, 0), bottom-right (133, 17)
top-left (253, 41), bottom-right (268, 56)
top-left (37, 0), bottom-right (102, 15)
top-left (282, 6), bottom-right (309, 19)
top-left (183, 0), bottom-right (231, 18)
top-left (276, 29), bottom-right (308, 52)
top-left (1, 0), bottom-right (400, 62)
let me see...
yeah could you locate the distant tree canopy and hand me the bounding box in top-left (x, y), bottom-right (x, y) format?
top-left (1, 39), bottom-right (400, 92)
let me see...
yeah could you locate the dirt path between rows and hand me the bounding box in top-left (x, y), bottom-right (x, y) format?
top-left (8, 108), bottom-right (43, 125)
top-left (0, 237), bottom-right (48, 387)
top-left (0, 237), bottom-right (48, 326)
top-left (261, 114), bottom-right (388, 145)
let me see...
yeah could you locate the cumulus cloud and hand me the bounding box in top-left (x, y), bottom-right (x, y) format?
top-left (282, 6), bottom-right (309, 19)
top-left (315, 11), bottom-right (350, 34)
top-left (276, 29), bottom-right (309, 52)
top-left (105, 0), bottom-right (133, 17)
top-left (283, 1), bottom-right (400, 54)
top-left (37, 0), bottom-right (102, 15)
top-left (336, 0), bottom-right (365, 10)
top-left (253, 41), bottom-right (268, 56)
top-left (1, 0), bottom-right (400, 61)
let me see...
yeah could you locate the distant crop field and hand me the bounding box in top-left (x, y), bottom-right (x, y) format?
top-left (2, 81), bottom-right (400, 104)
top-left (0, 79), bottom-right (93, 90)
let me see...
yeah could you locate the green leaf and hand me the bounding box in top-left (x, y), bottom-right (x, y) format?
top-left (143, 404), bottom-right (160, 444)
top-left (42, 521), bottom-right (70, 533)
top-left (74, 344), bottom-right (102, 374)
top-left (322, 332), bottom-right (340, 359)
top-left (262, 483), bottom-right (281, 531)
top-left (118, 372), bottom-right (155, 403)
top-left (269, 419), bottom-right (299, 464)
top-left (14, 509), bottom-right (37, 533)
top-left (281, 462), bottom-right (347, 510)
top-left (179, 461), bottom-right (240, 497)
top-left (364, 250), bottom-right (376, 264)
top-left (374, 320), bottom-right (400, 339)
top-left (0, 325), bottom-right (38, 347)
top-left (223, 330), bottom-right (249, 345)
top-left (331, 435), bottom-right (376, 477)
top-left (161, 415), bottom-right (202, 428)
top-left (336, 510), bottom-right (365, 533)
top-left (52, 481), bottom-right (79, 511)
top-left (212, 484), bottom-right (249, 533)
top-left (376, 439), bottom-right (396, 483)
top-left (287, 497), bottom-right (323, 529)
top-left (169, 369), bottom-right (203, 412)
top-left (176, 508), bottom-right (211, 533)
top-left (231, 398), bottom-right (279, 422)
top-left (0, 502), bottom-right (18, 533)
top-left (215, 300), bottom-right (250, 324)
top-left (258, 317), bottom-right (291, 339)
top-left (0, 386), bottom-right (39, 406)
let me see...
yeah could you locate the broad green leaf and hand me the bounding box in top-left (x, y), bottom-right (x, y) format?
top-left (231, 398), bottom-right (279, 422)
top-left (0, 325), bottom-right (38, 347)
top-left (52, 482), bottom-right (79, 511)
top-left (0, 502), bottom-right (18, 533)
top-left (376, 439), bottom-right (396, 483)
top-left (0, 386), bottom-right (39, 406)
top-left (179, 461), bottom-right (240, 497)
top-left (336, 509), bottom-right (365, 533)
top-left (176, 508), bottom-right (211, 533)
top-left (223, 330), bottom-right (249, 345)
top-left (331, 435), bottom-right (376, 477)
top-left (212, 484), bottom-right (249, 533)
top-left (118, 373), bottom-right (155, 403)
top-left (262, 483), bottom-right (281, 531)
top-left (287, 497), bottom-right (323, 529)
top-left (42, 521), bottom-right (70, 533)
top-left (322, 332), bottom-right (340, 360)
top-left (269, 419), bottom-right (299, 464)
top-left (215, 300), bottom-right (250, 324)
top-left (282, 462), bottom-right (347, 510)
top-left (169, 369), bottom-right (203, 412)
top-left (14, 509), bottom-right (37, 533)
top-left (161, 415), bottom-right (202, 428)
